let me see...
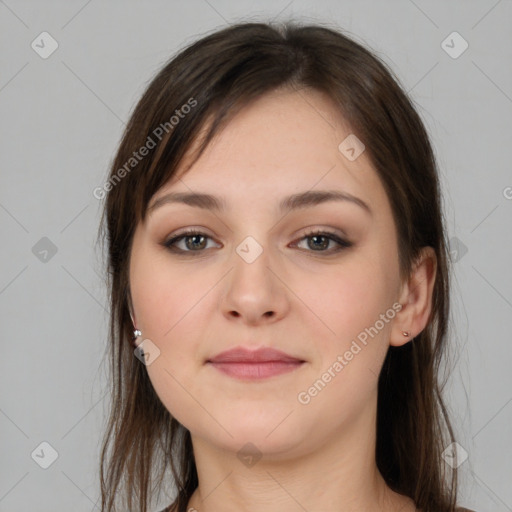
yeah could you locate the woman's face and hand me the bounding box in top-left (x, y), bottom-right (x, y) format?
top-left (129, 88), bottom-right (406, 457)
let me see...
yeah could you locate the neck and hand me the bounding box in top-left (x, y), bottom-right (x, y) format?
top-left (185, 395), bottom-right (414, 512)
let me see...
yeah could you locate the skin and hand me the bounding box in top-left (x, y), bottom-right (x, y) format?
top-left (129, 88), bottom-right (436, 512)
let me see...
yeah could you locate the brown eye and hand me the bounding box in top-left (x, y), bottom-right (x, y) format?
top-left (293, 230), bottom-right (353, 253)
top-left (183, 234), bottom-right (207, 251)
top-left (164, 230), bottom-right (218, 253)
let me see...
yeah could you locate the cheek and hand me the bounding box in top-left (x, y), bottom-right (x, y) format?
top-left (300, 255), bottom-right (394, 343)
top-left (131, 246), bottom-right (207, 340)
top-left (130, 247), bottom-right (212, 389)
top-left (295, 251), bottom-right (397, 409)
top-left (293, 263), bottom-right (393, 424)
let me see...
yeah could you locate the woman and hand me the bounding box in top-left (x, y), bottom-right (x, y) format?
top-left (98, 21), bottom-right (476, 512)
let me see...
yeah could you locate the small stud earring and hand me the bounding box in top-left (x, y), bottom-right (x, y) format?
top-left (133, 329), bottom-right (142, 338)
top-left (402, 331), bottom-right (410, 337)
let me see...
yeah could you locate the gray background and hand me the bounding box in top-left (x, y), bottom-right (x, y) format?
top-left (1, 1), bottom-right (511, 511)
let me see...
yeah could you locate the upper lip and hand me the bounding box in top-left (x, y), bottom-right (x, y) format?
top-left (207, 347), bottom-right (304, 364)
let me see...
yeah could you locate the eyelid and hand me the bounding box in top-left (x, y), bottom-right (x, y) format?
top-left (294, 225), bottom-right (349, 240)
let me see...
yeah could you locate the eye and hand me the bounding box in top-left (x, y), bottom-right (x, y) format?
top-left (163, 229), bottom-right (219, 253)
top-left (292, 229), bottom-right (353, 254)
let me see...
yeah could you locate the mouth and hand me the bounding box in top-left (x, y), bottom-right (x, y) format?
top-left (206, 346), bottom-right (306, 381)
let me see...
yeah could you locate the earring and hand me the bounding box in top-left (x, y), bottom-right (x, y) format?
top-left (130, 310), bottom-right (141, 339)
top-left (402, 331), bottom-right (410, 337)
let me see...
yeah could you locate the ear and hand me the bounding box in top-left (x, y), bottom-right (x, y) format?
top-left (390, 246), bottom-right (437, 347)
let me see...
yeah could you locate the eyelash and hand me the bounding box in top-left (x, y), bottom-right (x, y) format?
top-left (162, 228), bottom-right (353, 255)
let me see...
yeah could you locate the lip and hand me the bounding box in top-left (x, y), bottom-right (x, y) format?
top-left (208, 346), bottom-right (304, 364)
top-left (206, 347), bottom-right (305, 381)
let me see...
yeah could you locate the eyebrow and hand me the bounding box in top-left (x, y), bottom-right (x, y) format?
top-left (148, 189), bottom-right (372, 216)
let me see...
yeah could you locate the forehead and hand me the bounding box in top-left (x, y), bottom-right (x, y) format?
top-left (155, 89), bottom-right (387, 212)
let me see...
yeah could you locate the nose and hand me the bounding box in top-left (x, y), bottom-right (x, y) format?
top-left (220, 239), bottom-right (290, 326)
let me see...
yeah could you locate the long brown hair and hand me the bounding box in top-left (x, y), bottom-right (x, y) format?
top-left (97, 21), bottom-right (458, 512)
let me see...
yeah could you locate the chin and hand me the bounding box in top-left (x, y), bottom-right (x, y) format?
top-left (208, 415), bottom-right (306, 454)
top-left (216, 430), bottom-right (303, 459)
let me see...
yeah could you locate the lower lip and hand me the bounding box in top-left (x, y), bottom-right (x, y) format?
top-left (207, 361), bottom-right (304, 380)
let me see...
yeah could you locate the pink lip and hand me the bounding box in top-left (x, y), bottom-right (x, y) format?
top-left (207, 347), bottom-right (305, 380)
